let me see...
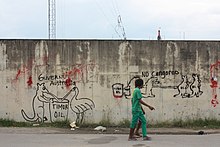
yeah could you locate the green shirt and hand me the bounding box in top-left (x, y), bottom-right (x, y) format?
top-left (131, 87), bottom-right (142, 112)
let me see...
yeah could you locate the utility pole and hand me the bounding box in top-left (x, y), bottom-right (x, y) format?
top-left (48, 0), bottom-right (56, 39)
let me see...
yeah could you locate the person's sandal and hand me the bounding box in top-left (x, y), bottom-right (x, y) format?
top-left (128, 137), bottom-right (137, 141)
top-left (143, 136), bottom-right (151, 141)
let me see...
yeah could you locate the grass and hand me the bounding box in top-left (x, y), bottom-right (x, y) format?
top-left (149, 118), bottom-right (220, 129)
top-left (0, 118), bottom-right (33, 127)
top-left (40, 120), bottom-right (70, 128)
top-left (0, 118), bottom-right (220, 129)
top-left (0, 118), bottom-right (70, 128)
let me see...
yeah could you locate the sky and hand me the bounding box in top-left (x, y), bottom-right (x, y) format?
top-left (0, 0), bottom-right (220, 40)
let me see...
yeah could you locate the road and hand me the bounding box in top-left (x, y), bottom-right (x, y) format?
top-left (1, 132), bottom-right (220, 147)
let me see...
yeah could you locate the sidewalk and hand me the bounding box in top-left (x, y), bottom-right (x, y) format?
top-left (1, 127), bottom-right (220, 135)
top-left (68, 127), bottom-right (220, 135)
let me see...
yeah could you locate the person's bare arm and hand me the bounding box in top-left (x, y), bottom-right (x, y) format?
top-left (140, 99), bottom-right (155, 110)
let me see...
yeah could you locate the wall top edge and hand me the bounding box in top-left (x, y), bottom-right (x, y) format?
top-left (0, 39), bottom-right (220, 42)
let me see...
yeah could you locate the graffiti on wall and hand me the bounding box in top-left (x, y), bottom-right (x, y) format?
top-left (64, 62), bottom-right (98, 85)
top-left (142, 70), bottom-right (179, 79)
top-left (15, 58), bottom-right (97, 123)
top-left (12, 58), bottom-right (97, 89)
top-left (112, 76), bottom-right (139, 99)
top-left (36, 62), bottom-right (98, 88)
top-left (12, 63), bottom-right (97, 87)
top-left (11, 54), bottom-right (50, 88)
top-left (12, 65), bottom-right (33, 88)
top-left (112, 71), bottom-right (203, 99)
top-left (21, 82), bottom-right (95, 123)
top-left (173, 74), bottom-right (203, 98)
top-left (38, 73), bottom-right (76, 87)
top-left (210, 61), bottom-right (220, 107)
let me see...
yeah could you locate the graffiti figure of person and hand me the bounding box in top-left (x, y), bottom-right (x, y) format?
top-left (211, 76), bottom-right (218, 88)
top-left (210, 76), bottom-right (219, 107)
top-left (128, 78), bottom-right (155, 141)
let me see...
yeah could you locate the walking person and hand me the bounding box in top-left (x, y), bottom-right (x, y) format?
top-left (128, 78), bottom-right (155, 141)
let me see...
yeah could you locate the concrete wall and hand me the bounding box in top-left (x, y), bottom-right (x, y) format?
top-left (0, 39), bottom-right (220, 124)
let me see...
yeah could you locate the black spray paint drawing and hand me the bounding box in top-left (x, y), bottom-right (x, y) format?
top-left (142, 73), bottom-right (203, 98)
top-left (69, 87), bottom-right (95, 124)
top-left (112, 73), bottom-right (203, 99)
top-left (21, 83), bottom-right (57, 122)
top-left (174, 74), bottom-right (203, 98)
top-left (21, 83), bottom-right (95, 123)
top-left (112, 76), bottom-right (139, 99)
top-left (142, 77), bottom-right (161, 98)
top-left (112, 83), bottom-right (124, 98)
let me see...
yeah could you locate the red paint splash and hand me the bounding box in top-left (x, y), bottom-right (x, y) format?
top-left (211, 95), bottom-right (219, 107)
top-left (113, 95), bottom-right (123, 99)
top-left (27, 76), bottom-right (33, 87)
top-left (65, 67), bottom-right (82, 83)
top-left (210, 78), bottom-right (218, 88)
top-left (69, 68), bottom-right (81, 78)
top-left (15, 69), bottom-right (21, 81)
top-left (65, 77), bottom-right (71, 89)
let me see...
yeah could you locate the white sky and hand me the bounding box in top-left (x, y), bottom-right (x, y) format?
top-left (0, 0), bottom-right (220, 40)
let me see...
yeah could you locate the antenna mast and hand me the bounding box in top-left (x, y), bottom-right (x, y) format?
top-left (48, 0), bottom-right (56, 39)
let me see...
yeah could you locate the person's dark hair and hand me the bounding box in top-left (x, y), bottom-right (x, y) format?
top-left (135, 78), bottom-right (143, 88)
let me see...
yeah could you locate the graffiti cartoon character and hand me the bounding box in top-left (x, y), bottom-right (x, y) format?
top-left (174, 75), bottom-right (190, 98)
top-left (190, 74), bottom-right (203, 97)
top-left (21, 83), bottom-right (58, 122)
top-left (69, 87), bottom-right (95, 124)
top-left (142, 77), bottom-right (159, 98)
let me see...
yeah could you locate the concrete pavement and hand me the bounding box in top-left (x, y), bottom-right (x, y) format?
top-left (1, 127), bottom-right (220, 147)
top-left (1, 127), bottom-right (220, 135)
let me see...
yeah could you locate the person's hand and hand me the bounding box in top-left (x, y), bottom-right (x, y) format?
top-left (149, 106), bottom-right (155, 110)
